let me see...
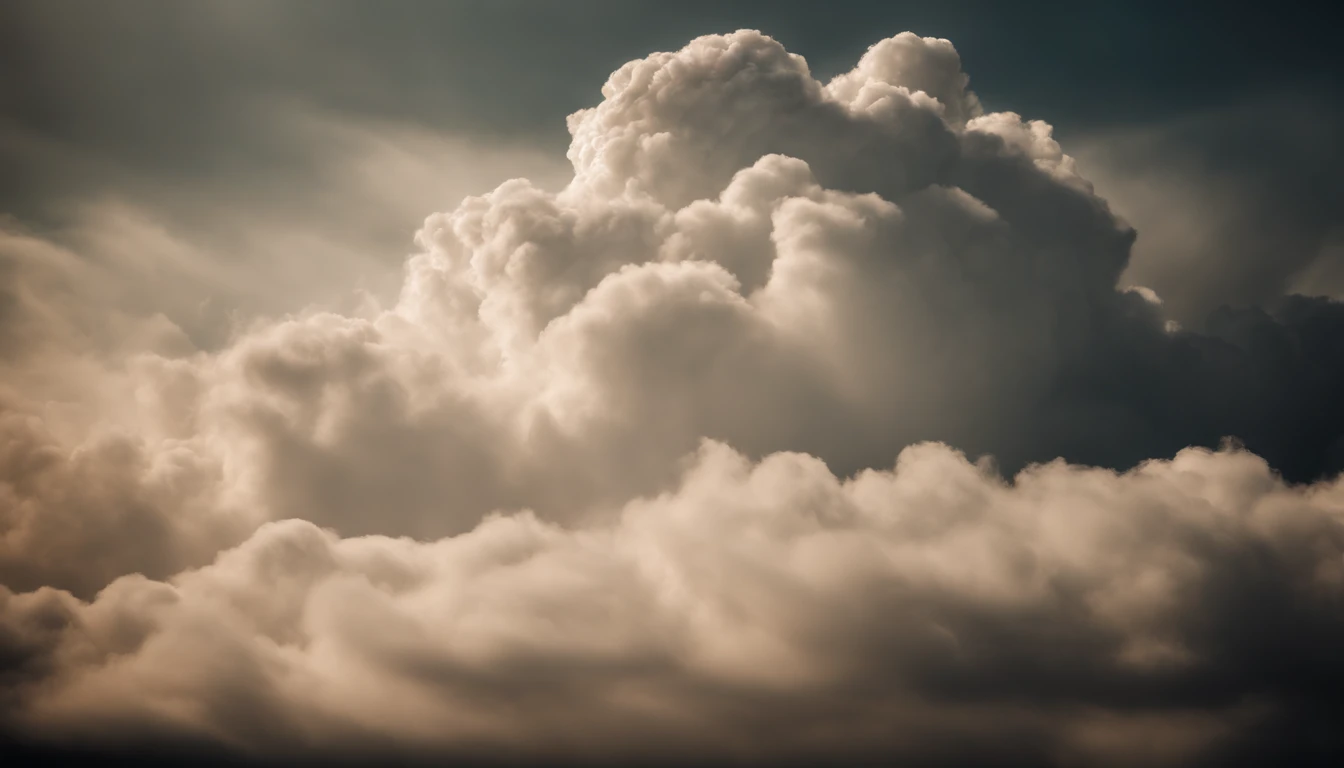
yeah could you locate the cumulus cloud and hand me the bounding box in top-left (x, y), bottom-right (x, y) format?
top-left (5, 442), bottom-right (1344, 766)
top-left (3, 28), bottom-right (1344, 766)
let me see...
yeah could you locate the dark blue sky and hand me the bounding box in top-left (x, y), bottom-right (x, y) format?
top-left (2, 1), bottom-right (1340, 321)
top-left (4, 1), bottom-right (1340, 156)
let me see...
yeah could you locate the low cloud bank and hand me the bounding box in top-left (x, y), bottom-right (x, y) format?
top-left (5, 440), bottom-right (1343, 766)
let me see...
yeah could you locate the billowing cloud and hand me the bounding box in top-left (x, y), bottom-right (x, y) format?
top-left (5, 442), bottom-right (1344, 766)
top-left (2, 28), bottom-right (1344, 766)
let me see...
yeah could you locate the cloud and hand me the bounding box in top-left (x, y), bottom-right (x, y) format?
top-left (2, 27), bottom-right (1344, 765)
top-left (4, 441), bottom-right (1344, 766)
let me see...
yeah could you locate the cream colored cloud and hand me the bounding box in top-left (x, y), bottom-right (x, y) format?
top-left (2, 28), bottom-right (1344, 766)
top-left (5, 441), bottom-right (1342, 764)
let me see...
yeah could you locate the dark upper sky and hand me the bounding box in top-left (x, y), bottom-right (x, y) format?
top-left (1, 1), bottom-right (1341, 324)
top-left (4, 0), bottom-right (1341, 189)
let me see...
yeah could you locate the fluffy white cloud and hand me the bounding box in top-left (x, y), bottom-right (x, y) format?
top-left (2, 28), bottom-right (1344, 766)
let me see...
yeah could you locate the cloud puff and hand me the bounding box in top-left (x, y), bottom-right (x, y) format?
top-left (2, 28), bottom-right (1344, 765)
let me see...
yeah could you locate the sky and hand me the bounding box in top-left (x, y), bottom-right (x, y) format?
top-left (2, 2), bottom-right (1343, 766)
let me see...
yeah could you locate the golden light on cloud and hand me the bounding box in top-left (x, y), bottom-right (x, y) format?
top-left (2, 15), bottom-right (1343, 768)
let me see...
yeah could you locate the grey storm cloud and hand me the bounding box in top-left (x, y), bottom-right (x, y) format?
top-left (2, 27), bottom-right (1344, 767)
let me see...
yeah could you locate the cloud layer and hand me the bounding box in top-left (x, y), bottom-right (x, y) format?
top-left (3, 29), bottom-right (1343, 766)
top-left (7, 440), bottom-right (1344, 766)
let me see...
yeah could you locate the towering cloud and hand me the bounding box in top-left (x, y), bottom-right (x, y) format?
top-left (2, 30), bottom-right (1342, 766)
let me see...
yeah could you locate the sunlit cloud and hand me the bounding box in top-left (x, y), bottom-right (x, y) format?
top-left (2, 15), bottom-right (1343, 768)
